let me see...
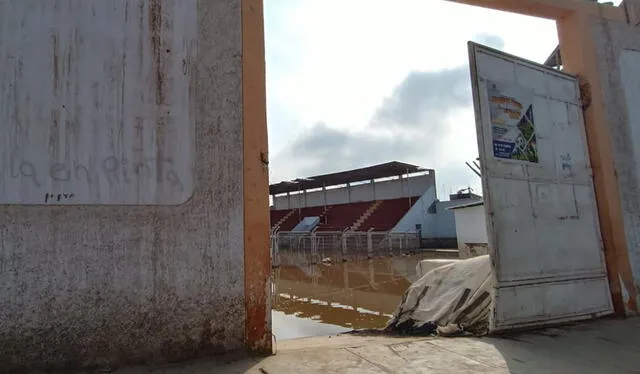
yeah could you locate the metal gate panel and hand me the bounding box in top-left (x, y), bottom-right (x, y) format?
top-left (468, 42), bottom-right (613, 331)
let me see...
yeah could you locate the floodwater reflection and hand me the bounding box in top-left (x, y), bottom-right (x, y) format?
top-left (271, 252), bottom-right (450, 340)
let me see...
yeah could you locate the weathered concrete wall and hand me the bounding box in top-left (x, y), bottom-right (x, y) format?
top-left (273, 173), bottom-right (435, 210)
top-left (592, 17), bottom-right (640, 313)
top-left (0, 0), bottom-right (245, 371)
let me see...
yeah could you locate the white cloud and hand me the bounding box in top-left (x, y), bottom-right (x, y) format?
top-left (265, 0), bottom-right (560, 198)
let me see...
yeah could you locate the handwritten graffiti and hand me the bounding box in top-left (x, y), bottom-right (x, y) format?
top-left (44, 192), bottom-right (74, 203)
top-left (5, 154), bottom-right (185, 192)
top-left (560, 153), bottom-right (573, 174)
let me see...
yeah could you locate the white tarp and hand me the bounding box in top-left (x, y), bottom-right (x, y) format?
top-left (386, 255), bottom-right (492, 337)
top-left (415, 259), bottom-right (458, 278)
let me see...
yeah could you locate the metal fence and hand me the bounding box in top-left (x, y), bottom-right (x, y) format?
top-left (271, 229), bottom-right (420, 267)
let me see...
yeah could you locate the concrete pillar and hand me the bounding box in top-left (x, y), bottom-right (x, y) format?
top-left (303, 189), bottom-right (308, 208)
top-left (343, 262), bottom-right (349, 289)
top-left (371, 179), bottom-right (376, 200)
top-left (398, 174), bottom-right (407, 197)
top-left (322, 184), bottom-right (327, 208)
top-left (557, 10), bottom-right (638, 315)
top-left (341, 232), bottom-right (348, 256)
top-left (368, 259), bottom-right (376, 287)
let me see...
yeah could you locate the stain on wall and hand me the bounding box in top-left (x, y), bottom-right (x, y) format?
top-left (0, 0), bottom-right (245, 371)
top-left (0, 0), bottom-right (196, 205)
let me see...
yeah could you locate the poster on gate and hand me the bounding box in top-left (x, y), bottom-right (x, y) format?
top-left (486, 80), bottom-right (539, 163)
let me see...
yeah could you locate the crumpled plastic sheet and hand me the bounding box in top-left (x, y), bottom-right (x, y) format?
top-left (386, 255), bottom-right (492, 337)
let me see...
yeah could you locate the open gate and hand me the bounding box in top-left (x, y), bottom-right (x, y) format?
top-left (468, 42), bottom-right (614, 331)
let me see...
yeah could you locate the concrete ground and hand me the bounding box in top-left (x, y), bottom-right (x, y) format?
top-left (111, 317), bottom-right (639, 373)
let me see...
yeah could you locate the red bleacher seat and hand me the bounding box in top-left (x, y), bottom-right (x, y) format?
top-left (270, 197), bottom-right (419, 232)
top-left (316, 201), bottom-right (372, 232)
top-left (359, 197), bottom-right (419, 231)
top-left (276, 206), bottom-right (328, 231)
top-left (270, 209), bottom-right (289, 228)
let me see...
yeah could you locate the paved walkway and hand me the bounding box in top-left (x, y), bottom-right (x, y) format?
top-left (112, 317), bottom-right (640, 373)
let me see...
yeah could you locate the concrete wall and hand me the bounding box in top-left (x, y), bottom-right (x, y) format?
top-left (436, 199), bottom-right (482, 239)
top-left (592, 17), bottom-right (640, 311)
top-left (0, 0), bottom-right (245, 371)
top-left (453, 205), bottom-right (489, 249)
top-left (273, 173), bottom-right (435, 210)
top-left (392, 193), bottom-right (481, 240)
top-left (392, 186), bottom-right (437, 236)
top-left (430, 200), bottom-right (468, 239)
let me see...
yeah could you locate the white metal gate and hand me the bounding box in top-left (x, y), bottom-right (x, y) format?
top-left (468, 42), bottom-right (613, 331)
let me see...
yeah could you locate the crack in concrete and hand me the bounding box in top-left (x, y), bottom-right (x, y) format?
top-left (345, 347), bottom-right (395, 374)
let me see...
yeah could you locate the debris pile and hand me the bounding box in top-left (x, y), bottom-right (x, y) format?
top-left (385, 255), bottom-right (492, 337)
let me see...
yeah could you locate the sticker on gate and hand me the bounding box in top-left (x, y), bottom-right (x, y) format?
top-left (486, 81), bottom-right (539, 163)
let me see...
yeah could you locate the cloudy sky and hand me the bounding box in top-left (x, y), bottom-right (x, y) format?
top-left (264, 0), bottom-right (615, 199)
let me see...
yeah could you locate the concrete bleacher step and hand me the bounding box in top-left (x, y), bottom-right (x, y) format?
top-left (351, 200), bottom-right (382, 231)
top-left (275, 210), bottom-right (295, 229)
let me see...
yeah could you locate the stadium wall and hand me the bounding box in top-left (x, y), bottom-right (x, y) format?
top-left (392, 186), bottom-right (437, 235)
top-left (272, 173), bottom-right (435, 210)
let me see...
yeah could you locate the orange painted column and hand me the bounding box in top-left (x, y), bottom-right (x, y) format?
top-left (557, 11), bottom-right (638, 316)
top-left (242, 0), bottom-right (272, 354)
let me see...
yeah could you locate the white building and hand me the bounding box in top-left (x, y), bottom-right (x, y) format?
top-left (448, 201), bottom-right (489, 258)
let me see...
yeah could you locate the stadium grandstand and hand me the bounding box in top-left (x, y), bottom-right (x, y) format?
top-left (270, 161), bottom-right (481, 263)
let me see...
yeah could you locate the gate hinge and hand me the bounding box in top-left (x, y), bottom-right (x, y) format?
top-left (578, 74), bottom-right (592, 111)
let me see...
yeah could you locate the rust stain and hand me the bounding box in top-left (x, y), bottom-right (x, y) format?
top-left (138, 2), bottom-right (145, 74)
top-left (578, 75), bottom-right (592, 110)
top-left (149, 0), bottom-right (165, 105)
top-left (52, 34), bottom-right (59, 95)
top-left (49, 110), bottom-right (60, 160)
top-left (155, 116), bottom-right (166, 187)
top-left (148, 0), bottom-right (166, 189)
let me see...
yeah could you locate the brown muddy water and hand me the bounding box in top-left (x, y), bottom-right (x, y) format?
top-left (271, 251), bottom-right (456, 340)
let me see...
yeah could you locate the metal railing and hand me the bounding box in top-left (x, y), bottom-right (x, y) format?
top-left (271, 229), bottom-right (420, 266)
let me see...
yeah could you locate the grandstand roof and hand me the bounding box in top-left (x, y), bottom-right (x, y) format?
top-left (269, 161), bottom-right (428, 195)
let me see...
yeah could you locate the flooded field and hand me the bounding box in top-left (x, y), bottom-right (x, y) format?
top-left (271, 251), bottom-right (457, 340)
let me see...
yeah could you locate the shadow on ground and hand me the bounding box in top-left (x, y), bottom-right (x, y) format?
top-left (92, 317), bottom-right (640, 374)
